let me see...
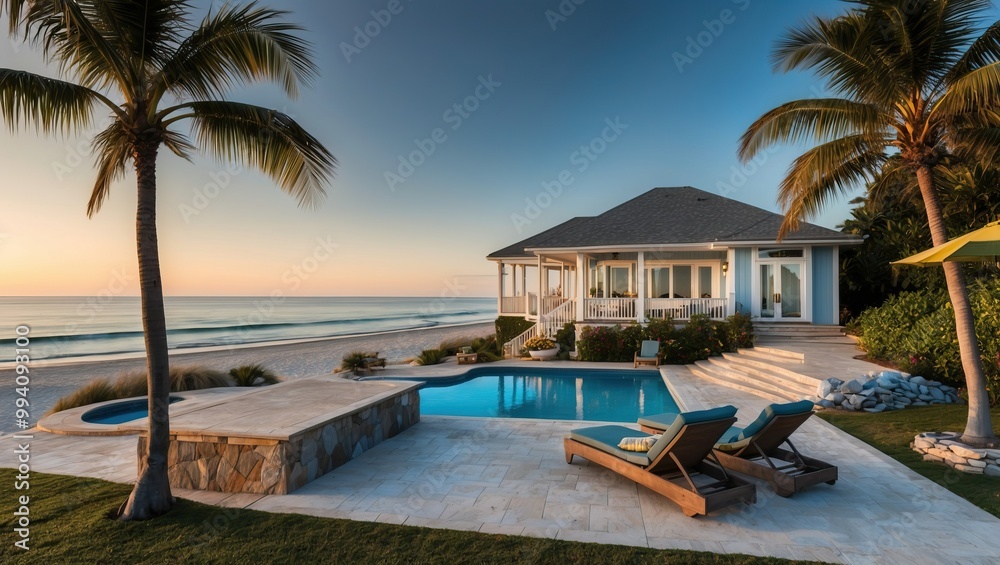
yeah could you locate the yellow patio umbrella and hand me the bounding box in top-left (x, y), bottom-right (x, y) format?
top-left (892, 220), bottom-right (1000, 268)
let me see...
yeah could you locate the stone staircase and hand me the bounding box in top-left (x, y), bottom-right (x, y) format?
top-left (687, 346), bottom-right (819, 403)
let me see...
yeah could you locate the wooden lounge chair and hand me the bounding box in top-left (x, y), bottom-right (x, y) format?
top-left (639, 400), bottom-right (837, 497)
top-left (456, 346), bottom-right (477, 365)
top-left (634, 340), bottom-right (661, 368)
top-left (564, 405), bottom-right (756, 517)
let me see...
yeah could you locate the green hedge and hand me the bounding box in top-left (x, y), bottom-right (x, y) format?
top-left (576, 313), bottom-right (755, 364)
top-left (495, 316), bottom-right (536, 351)
top-left (854, 280), bottom-right (1000, 403)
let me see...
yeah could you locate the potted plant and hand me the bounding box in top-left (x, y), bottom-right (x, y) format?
top-left (524, 335), bottom-right (559, 360)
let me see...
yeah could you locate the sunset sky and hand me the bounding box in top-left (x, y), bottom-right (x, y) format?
top-left (4, 0), bottom-right (991, 298)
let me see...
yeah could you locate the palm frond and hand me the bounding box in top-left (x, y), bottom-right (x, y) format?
top-left (17, 0), bottom-right (135, 95)
top-left (153, 2), bottom-right (316, 102)
top-left (931, 61), bottom-right (1000, 119)
top-left (946, 18), bottom-right (1000, 83)
top-left (182, 101), bottom-right (335, 208)
top-left (0, 68), bottom-right (97, 134)
top-left (776, 134), bottom-right (888, 239)
top-left (948, 127), bottom-right (1000, 167)
top-left (738, 98), bottom-right (889, 162)
top-left (85, 0), bottom-right (192, 70)
top-left (773, 12), bottom-right (903, 104)
top-left (2, 0), bottom-right (28, 33)
top-left (87, 120), bottom-right (133, 217)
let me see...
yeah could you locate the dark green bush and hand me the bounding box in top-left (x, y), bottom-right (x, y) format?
top-left (416, 348), bottom-right (447, 366)
top-left (229, 364), bottom-right (281, 386)
top-left (554, 322), bottom-right (576, 352)
top-left (724, 311), bottom-right (755, 349)
top-left (495, 316), bottom-right (536, 351)
top-left (576, 315), bottom-right (754, 364)
top-left (855, 280), bottom-right (1000, 402)
top-left (340, 351), bottom-right (372, 373)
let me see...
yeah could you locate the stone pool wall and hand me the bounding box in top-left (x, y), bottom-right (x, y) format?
top-left (138, 389), bottom-right (419, 494)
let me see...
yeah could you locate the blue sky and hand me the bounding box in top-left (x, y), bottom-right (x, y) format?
top-left (2, 0), bottom-right (994, 297)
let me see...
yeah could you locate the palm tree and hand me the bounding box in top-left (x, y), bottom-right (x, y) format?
top-left (739, 0), bottom-right (999, 445)
top-left (1, 0), bottom-right (335, 519)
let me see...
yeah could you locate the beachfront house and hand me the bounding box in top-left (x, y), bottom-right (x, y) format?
top-left (487, 186), bottom-right (861, 355)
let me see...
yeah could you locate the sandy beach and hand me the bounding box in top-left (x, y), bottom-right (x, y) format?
top-left (0, 322), bottom-right (494, 433)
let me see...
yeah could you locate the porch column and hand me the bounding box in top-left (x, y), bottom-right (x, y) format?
top-left (537, 254), bottom-right (544, 318)
top-left (497, 262), bottom-right (503, 315)
top-left (636, 251), bottom-right (646, 323)
top-left (575, 252), bottom-right (586, 321)
top-left (726, 248), bottom-right (736, 316)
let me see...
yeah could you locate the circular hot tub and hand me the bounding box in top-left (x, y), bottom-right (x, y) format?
top-left (81, 396), bottom-right (184, 425)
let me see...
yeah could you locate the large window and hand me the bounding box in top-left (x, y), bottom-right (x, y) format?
top-left (645, 264), bottom-right (716, 298)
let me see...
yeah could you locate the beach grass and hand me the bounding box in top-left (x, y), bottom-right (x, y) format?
top-left (0, 470), bottom-right (800, 564)
top-left (817, 405), bottom-right (1000, 518)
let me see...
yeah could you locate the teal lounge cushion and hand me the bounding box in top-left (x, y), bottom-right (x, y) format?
top-left (645, 405), bottom-right (737, 462)
top-left (638, 340), bottom-right (659, 358)
top-left (636, 411), bottom-right (680, 430)
top-left (732, 400), bottom-right (815, 443)
top-left (570, 425), bottom-right (652, 466)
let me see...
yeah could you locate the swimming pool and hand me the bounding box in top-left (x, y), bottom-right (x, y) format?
top-left (81, 396), bottom-right (184, 425)
top-left (416, 368), bottom-right (678, 422)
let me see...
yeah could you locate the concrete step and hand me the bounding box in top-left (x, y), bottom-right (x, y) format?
top-left (707, 356), bottom-right (817, 397)
top-left (752, 324), bottom-right (845, 338)
top-left (721, 353), bottom-right (818, 390)
top-left (737, 346), bottom-right (805, 363)
top-left (688, 362), bottom-right (802, 404)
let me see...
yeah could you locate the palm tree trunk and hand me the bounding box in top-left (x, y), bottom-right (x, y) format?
top-left (915, 165), bottom-right (996, 446)
top-left (119, 139), bottom-right (175, 520)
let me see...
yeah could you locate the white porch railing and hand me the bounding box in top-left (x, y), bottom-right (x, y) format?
top-left (645, 298), bottom-right (727, 320)
top-left (541, 296), bottom-right (569, 316)
top-left (499, 296), bottom-right (526, 314)
top-left (504, 299), bottom-right (576, 358)
top-left (528, 292), bottom-right (538, 316)
top-left (583, 298), bottom-right (636, 321)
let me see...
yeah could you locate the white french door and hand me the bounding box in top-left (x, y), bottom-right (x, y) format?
top-left (759, 262), bottom-right (804, 319)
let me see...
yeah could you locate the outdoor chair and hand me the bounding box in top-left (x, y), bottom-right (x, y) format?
top-left (634, 340), bottom-right (661, 368)
top-left (638, 400), bottom-right (837, 497)
top-left (564, 405), bottom-right (756, 517)
top-left (456, 346), bottom-right (478, 365)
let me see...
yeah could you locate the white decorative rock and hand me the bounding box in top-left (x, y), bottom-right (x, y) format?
top-left (910, 376), bottom-right (928, 386)
top-left (953, 464), bottom-right (984, 474)
top-left (923, 454), bottom-right (944, 463)
top-left (842, 380), bottom-right (864, 394)
top-left (984, 465), bottom-right (1000, 477)
top-left (967, 459), bottom-right (987, 468)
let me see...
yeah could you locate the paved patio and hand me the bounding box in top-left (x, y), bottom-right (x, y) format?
top-left (3, 360), bottom-right (1000, 564)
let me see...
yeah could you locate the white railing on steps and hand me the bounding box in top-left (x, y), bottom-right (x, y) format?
top-left (503, 299), bottom-right (576, 358)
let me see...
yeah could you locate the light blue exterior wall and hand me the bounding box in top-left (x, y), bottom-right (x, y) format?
top-left (734, 247), bottom-right (752, 315)
top-left (811, 246), bottom-right (835, 324)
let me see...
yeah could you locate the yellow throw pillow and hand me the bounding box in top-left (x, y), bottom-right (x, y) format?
top-left (617, 435), bottom-right (661, 452)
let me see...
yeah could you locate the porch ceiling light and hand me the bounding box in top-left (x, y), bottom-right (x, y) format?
top-left (722, 261), bottom-right (729, 274)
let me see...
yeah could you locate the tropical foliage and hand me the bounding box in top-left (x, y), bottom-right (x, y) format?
top-left (854, 280), bottom-right (1000, 404)
top-left (840, 159), bottom-right (1000, 316)
top-left (740, 0), bottom-right (1000, 445)
top-left (1, 0), bottom-right (335, 518)
top-left (228, 364), bottom-right (281, 386)
top-left (415, 348), bottom-right (447, 366)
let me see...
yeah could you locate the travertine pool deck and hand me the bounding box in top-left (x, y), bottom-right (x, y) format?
top-left (3, 361), bottom-right (1000, 563)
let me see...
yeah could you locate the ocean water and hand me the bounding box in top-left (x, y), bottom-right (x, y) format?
top-left (0, 296), bottom-right (496, 363)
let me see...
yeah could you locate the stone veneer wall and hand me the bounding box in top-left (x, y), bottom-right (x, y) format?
top-left (911, 432), bottom-right (1000, 476)
top-left (138, 389), bottom-right (419, 494)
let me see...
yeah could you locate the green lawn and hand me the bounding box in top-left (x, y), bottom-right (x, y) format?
top-left (0, 470), bottom-right (804, 565)
top-left (817, 405), bottom-right (1000, 518)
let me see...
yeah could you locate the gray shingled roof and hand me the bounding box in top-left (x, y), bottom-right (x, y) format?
top-left (488, 187), bottom-right (858, 257)
top-left (487, 217), bottom-right (593, 258)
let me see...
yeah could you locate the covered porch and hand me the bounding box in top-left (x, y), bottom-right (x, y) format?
top-left (496, 249), bottom-right (734, 324)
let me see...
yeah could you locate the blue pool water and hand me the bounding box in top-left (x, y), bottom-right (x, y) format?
top-left (82, 397), bottom-right (184, 425)
top-left (416, 369), bottom-right (678, 422)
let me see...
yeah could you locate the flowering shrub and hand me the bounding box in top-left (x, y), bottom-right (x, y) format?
top-left (523, 335), bottom-right (555, 351)
top-left (576, 316), bottom-right (756, 364)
